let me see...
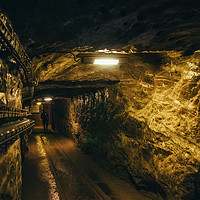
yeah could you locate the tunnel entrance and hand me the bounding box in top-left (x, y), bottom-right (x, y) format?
top-left (30, 102), bottom-right (52, 131)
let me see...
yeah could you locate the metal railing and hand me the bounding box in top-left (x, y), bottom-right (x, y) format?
top-left (0, 118), bottom-right (35, 145)
top-left (0, 105), bottom-right (31, 125)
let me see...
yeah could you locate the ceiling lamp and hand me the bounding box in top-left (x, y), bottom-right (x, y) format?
top-left (94, 59), bottom-right (119, 65)
top-left (44, 97), bottom-right (52, 101)
top-left (77, 49), bottom-right (130, 65)
top-left (37, 102), bottom-right (42, 105)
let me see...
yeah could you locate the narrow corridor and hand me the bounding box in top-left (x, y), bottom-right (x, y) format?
top-left (22, 129), bottom-right (152, 200)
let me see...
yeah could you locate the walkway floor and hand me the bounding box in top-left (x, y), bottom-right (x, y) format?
top-left (22, 129), bottom-right (153, 200)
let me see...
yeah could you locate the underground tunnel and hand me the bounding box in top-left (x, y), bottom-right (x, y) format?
top-left (1, 0), bottom-right (200, 199)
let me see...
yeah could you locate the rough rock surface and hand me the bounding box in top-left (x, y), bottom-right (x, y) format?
top-left (0, 58), bottom-right (23, 109)
top-left (0, 140), bottom-right (22, 200)
top-left (2, 0), bottom-right (200, 55)
top-left (0, 42), bottom-right (26, 200)
top-left (55, 52), bottom-right (200, 199)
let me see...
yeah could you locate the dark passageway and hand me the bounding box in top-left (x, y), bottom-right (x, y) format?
top-left (1, 0), bottom-right (200, 200)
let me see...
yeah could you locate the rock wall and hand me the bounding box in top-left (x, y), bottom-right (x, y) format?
top-left (0, 140), bottom-right (22, 200)
top-left (0, 133), bottom-right (30, 200)
top-left (52, 99), bottom-right (70, 135)
top-left (0, 58), bottom-right (23, 109)
top-left (65, 52), bottom-right (200, 200)
top-left (0, 55), bottom-right (25, 200)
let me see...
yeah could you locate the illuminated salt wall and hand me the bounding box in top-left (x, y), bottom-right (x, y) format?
top-left (0, 58), bottom-right (23, 109)
top-left (67, 52), bottom-right (200, 199)
top-left (0, 140), bottom-right (22, 200)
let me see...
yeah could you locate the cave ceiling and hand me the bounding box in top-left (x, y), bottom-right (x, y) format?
top-left (1, 0), bottom-right (200, 99)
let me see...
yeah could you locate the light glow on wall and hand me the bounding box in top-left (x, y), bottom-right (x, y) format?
top-left (94, 59), bottom-right (119, 65)
top-left (37, 102), bottom-right (42, 105)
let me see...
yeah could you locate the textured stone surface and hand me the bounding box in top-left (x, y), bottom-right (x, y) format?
top-left (2, 0), bottom-right (200, 55)
top-left (0, 139), bottom-right (22, 200)
top-left (58, 52), bottom-right (200, 199)
top-left (52, 99), bottom-right (69, 135)
top-left (0, 134), bottom-right (31, 200)
top-left (0, 40), bottom-right (26, 200)
top-left (0, 58), bottom-right (23, 109)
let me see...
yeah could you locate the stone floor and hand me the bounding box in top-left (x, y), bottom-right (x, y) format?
top-left (21, 129), bottom-right (152, 200)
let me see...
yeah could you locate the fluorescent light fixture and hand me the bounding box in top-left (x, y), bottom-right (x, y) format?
top-left (44, 97), bottom-right (52, 101)
top-left (94, 59), bottom-right (119, 65)
top-left (37, 102), bottom-right (41, 105)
